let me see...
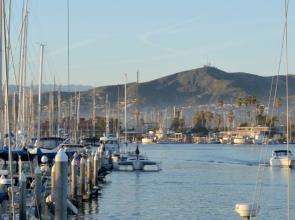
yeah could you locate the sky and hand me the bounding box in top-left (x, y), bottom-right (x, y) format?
top-left (9, 0), bottom-right (295, 87)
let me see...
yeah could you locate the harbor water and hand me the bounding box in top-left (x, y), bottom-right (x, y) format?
top-left (74, 144), bottom-right (295, 220)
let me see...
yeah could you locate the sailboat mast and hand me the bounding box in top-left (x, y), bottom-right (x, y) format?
top-left (57, 85), bottom-right (61, 137)
top-left (285, 0), bottom-right (289, 152)
top-left (117, 85), bottom-right (120, 139)
top-left (66, 0), bottom-right (71, 135)
top-left (2, 0), bottom-right (15, 216)
top-left (0, 0), bottom-right (2, 146)
top-left (37, 44), bottom-right (44, 146)
top-left (284, 1), bottom-right (291, 220)
top-left (136, 71), bottom-right (139, 134)
top-left (124, 74), bottom-right (127, 142)
top-left (76, 92), bottom-right (80, 141)
top-left (92, 88), bottom-right (95, 137)
top-left (105, 94), bottom-right (109, 136)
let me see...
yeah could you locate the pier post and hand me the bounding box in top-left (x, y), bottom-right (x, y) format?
top-left (70, 156), bottom-right (77, 199)
top-left (0, 176), bottom-right (8, 217)
top-left (19, 172), bottom-right (26, 220)
top-left (54, 149), bottom-right (68, 220)
top-left (86, 156), bottom-right (92, 194)
top-left (79, 157), bottom-right (86, 197)
top-left (93, 152), bottom-right (98, 187)
top-left (34, 166), bottom-right (42, 219)
top-left (51, 164), bottom-right (56, 195)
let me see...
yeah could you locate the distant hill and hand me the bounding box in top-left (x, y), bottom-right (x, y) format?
top-left (78, 66), bottom-right (292, 109)
top-left (17, 66), bottom-right (292, 119)
top-left (8, 84), bottom-right (92, 94)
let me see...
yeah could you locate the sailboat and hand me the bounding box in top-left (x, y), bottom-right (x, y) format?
top-left (112, 72), bottom-right (161, 171)
top-left (235, 1), bottom-right (293, 219)
top-left (269, 0), bottom-right (294, 169)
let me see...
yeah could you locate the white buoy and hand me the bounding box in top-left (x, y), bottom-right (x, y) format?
top-left (54, 149), bottom-right (68, 220)
top-left (235, 203), bottom-right (260, 220)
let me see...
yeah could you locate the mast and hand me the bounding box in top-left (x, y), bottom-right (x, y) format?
top-left (284, 1), bottom-right (291, 220)
top-left (29, 82), bottom-right (34, 138)
top-left (66, 0), bottom-right (71, 135)
top-left (76, 92), bottom-right (80, 141)
top-left (37, 44), bottom-right (44, 146)
top-left (136, 71), bottom-right (139, 135)
top-left (92, 88), bottom-right (95, 137)
top-left (17, 0), bottom-right (28, 133)
top-left (57, 85), bottom-right (61, 137)
top-left (73, 91), bottom-right (77, 142)
top-left (124, 74), bottom-right (127, 143)
top-left (48, 92), bottom-right (52, 136)
top-left (2, 0), bottom-right (15, 216)
top-left (116, 85), bottom-right (120, 139)
top-left (0, 0), bottom-right (2, 146)
top-left (105, 94), bottom-right (109, 137)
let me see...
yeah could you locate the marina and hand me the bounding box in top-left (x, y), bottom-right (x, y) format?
top-left (72, 144), bottom-right (294, 220)
top-left (0, 0), bottom-right (294, 219)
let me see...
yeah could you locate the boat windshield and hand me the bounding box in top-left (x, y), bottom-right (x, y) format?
top-left (273, 150), bottom-right (292, 157)
top-left (38, 138), bottom-right (64, 149)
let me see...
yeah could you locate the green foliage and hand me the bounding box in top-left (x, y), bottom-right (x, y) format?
top-left (193, 111), bottom-right (206, 127)
top-left (170, 117), bottom-right (185, 132)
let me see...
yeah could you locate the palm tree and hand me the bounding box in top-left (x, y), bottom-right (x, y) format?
top-left (193, 111), bottom-right (206, 127)
top-left (204, 111), bottom-right (213, 129)
top-left (227, 110), bottom-right (234, 130)
top-left (214, 113), bottom-right (222, 130)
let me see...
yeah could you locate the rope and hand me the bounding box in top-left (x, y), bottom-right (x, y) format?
top-left (250, 1), bottom-right (290, 219)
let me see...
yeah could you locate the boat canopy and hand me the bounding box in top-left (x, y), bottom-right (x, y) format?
top-left (272, 150), bottom-right (292, 156)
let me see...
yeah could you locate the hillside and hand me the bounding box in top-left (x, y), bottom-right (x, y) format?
top-left (79, 66), bottom-right (292, 109)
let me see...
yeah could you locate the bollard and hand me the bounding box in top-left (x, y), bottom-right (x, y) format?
top-left (19, 172), bottom-right (26, 220)
top-left (0, 175), bottom-right (8, 216)
top-left (70, 157), bottom-right (77, 199)
top-left (34, 166), bottom-right (42, 219)
top-left (51, 164), bottom-right (56, 195)
top-left (86, 156), bottom-right (92, 194)
top-left (54, 149), bottom-right (68, 220)
top-left (93, 152), bottom-right (99, 187)
top-left (98, 148), bottom-right (103, 167)
top-left (79, 157), bottom-right (86, 197)
top-left (18, 156), bottom-right (22, 177)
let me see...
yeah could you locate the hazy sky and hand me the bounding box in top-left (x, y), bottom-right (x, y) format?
top-left (12, 0), bottom-right (295, 87)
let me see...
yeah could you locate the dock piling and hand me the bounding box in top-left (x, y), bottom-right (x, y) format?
top-left (54, 149), bottom-right (68, 220)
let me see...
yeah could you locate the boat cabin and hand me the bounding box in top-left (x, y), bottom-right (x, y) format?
top-left (272, 150), bottom-right (293, 157)
top-left (32, 137), bottom-right (65, 149)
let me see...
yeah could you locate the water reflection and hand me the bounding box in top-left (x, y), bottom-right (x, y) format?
top-left (71, 144), bottom-right (295, 219)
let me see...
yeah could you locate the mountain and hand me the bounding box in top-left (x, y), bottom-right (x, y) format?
top-left (19, 66), bottom-right (291, 120)
top-left (79, 66), bottom-right (292, 109)
top-left (8, 84), bottom-right (92, 94)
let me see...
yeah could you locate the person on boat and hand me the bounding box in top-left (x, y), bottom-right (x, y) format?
top-left (135, 145), bottom-right (140, 159)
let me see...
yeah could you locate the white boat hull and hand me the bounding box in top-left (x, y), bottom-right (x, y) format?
top-left (233, 138), bottom-right (245, 145)
top-left (270, 157), bottom-right (294, 167)
top-left (142, 138), bottom-right (154, 144)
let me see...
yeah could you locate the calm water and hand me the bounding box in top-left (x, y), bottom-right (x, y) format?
top-left (75, 144), bottom-right (295, 220)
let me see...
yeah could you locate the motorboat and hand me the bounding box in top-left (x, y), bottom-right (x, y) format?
top-left (233, 136), bottom-right (246, 145)
top-left (28, 137), bottom-right (83, 162)
top-left (141, 137), bottom-right (154, 145)
top-left (269, 150), bottom-right (295, 168)
top-left (99, 135), bottom-right (120, 153)
top-left (112, 146), bottom-right (161, 171)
